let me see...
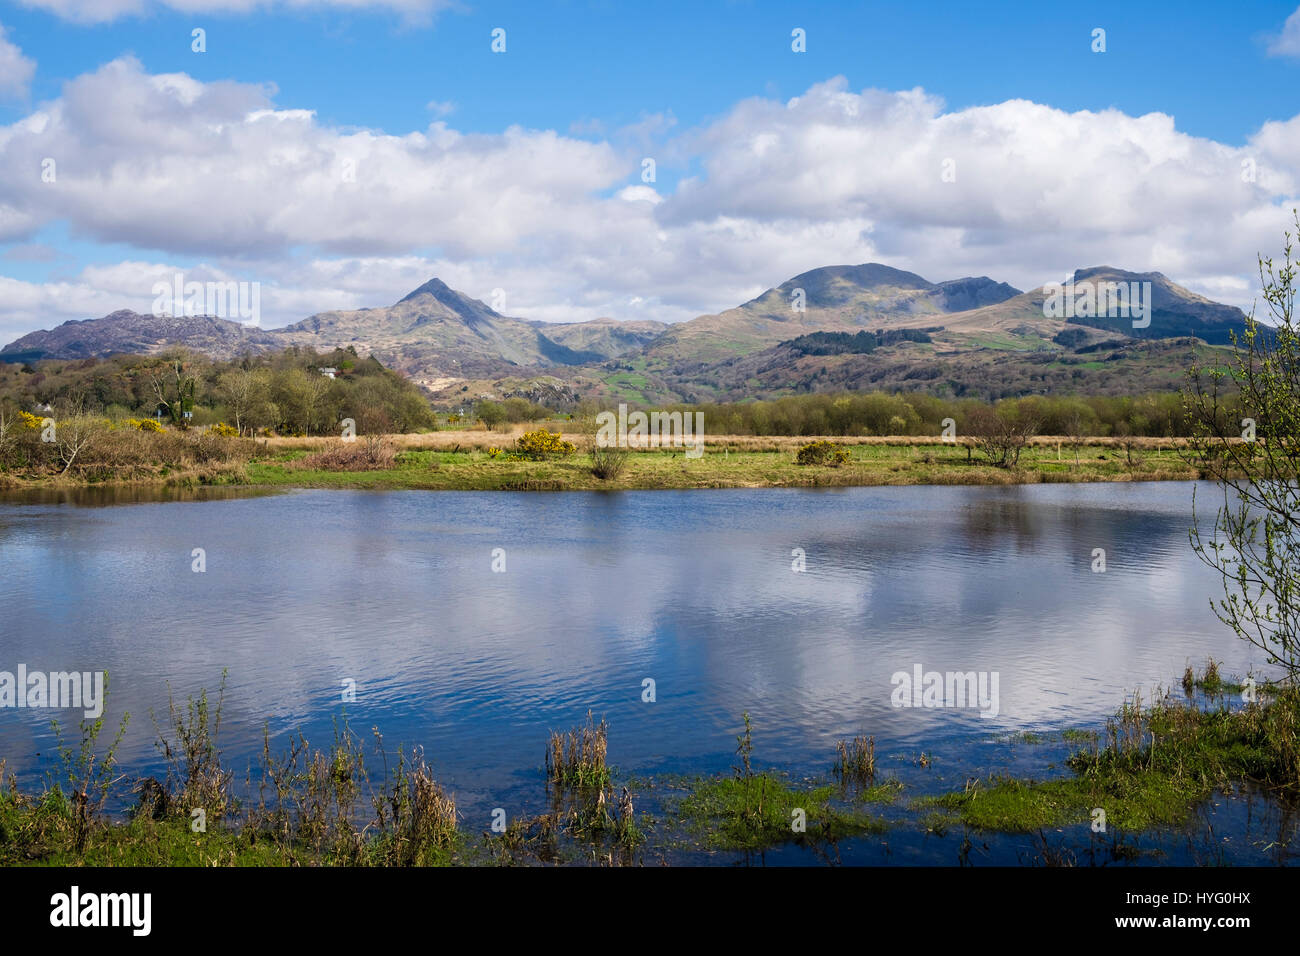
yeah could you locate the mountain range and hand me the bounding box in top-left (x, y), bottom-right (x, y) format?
top-left (0, 263), bottom-right (1247, 404)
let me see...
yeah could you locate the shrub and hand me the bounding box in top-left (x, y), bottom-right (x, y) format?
top-left (514, 429), bottom-right (576, 461)
top-left (294, 436), bottom-right (396, 471)
top-left (965, 406), bottom-right (1039, 468)
top-left (591, 443), bottom-right (630, 480)
top-left (477, 401), bottom-right (506, 431)
top-left (209, 422), bottom-right (238, 437)
top-left (796, 440), bottom-right (850, 466)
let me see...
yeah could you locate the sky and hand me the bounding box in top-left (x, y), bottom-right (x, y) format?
top-left (0, 0), bottom-right (1298, 341)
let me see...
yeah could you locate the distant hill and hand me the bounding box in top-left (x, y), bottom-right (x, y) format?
top-left (0, 263), bottom-right (1249, 405)
top-left (527, 317), bottom-right (669, 361)
top-left (0, 310), bottom-right (282, 363)
top-left (1057, 267), bottom-right (1247, 345)
top-left (634, 263), bottom-right (1023, 367)
top-left (274, 278), bottom-right (585, 383)
top-left (0, 282), bottom-right (668, 387)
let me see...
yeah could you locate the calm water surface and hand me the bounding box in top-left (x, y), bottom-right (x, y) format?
top-left (0, 482), bottom-right (1290, 864)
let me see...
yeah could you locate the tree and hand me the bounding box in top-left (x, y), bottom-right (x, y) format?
top-left (275, 368), bottom-right (332, 434)
top-left (56, 418), bottom-right (98, 476)
top-left (477, 401), bottom-right (506, 431)
top-left (1185, 210), bottom-right (1300, 676)
top-left (965, 404), bottom-right (1039, 468)
top-left (147, 354), bottom-right (199, 428)
top-left (1064, 411), bottom-right (1087, 466)
top-left (1112, 420), bottom-right (1139, 468)
top-left (216, 368), bottom-right (269, 437)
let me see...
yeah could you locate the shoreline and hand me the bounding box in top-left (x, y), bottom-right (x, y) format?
top-left (1, 665), bottom-right (1289, 867)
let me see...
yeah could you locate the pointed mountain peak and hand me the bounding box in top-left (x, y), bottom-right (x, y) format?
top-left (398, 278), bottom-right (456, 304)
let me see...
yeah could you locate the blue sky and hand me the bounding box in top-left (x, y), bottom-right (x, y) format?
top-left (4, 1), bottom-right (1295, 142)
top-left (0, 0), bottom-right (1298, 337)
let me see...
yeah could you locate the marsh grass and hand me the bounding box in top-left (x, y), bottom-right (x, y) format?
top-left (919, 664), bottom-right (1300, 833)
top-left (291, 435), bottom-right (396, 471)
top-left (3, 676), bottom-right (460, 866)
top-left (491, 784), bottom-right (645, 865)
top-left (150, 671), bottom-right (234, 822)
top-left (545, 710), bottom-right (610, 789)
top-left (48, 674), bottom-right (129, 854)
top-left (833, 735), bottom-right (876, 787)
top-left (6, 665), bottom-right (1297, 863)
top-left (674, 715), bottom-right (889, 852)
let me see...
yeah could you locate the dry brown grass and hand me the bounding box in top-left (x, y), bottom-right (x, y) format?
top-left (290, 436), bottom-right (397, 471)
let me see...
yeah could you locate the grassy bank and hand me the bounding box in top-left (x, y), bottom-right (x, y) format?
top-left (0, 416), bottom-right (1217, 492)
top-left (246, 434), bottom-right (1199, 492)
top-left (1, 665), bottom-right (1293, 866)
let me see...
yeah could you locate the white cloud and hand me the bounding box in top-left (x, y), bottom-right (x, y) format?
top-left (17, 0), bottom-right (453, 26)
top-left (2, 67), bottom-right (1299, 343)
top-left (0, 57), bottom-right (628, 259)
top-left (0, 24), bottom-right (35, 99)
top-left (1268, 6), bottom-right (1300, 57)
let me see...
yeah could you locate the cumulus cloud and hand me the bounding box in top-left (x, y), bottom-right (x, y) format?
top-left (0, 57), bottom-right (629, 259)
top-left (661, 80), bottom-right (1298, 295)
top-left (0, 24), bottom-right (34, 99)
top-left (1, 67), bottom-right (1298, 340)
top-left (17, 0), bottom-right (453, 26)
top-left (1268, 6), bottom-right (1300, 57)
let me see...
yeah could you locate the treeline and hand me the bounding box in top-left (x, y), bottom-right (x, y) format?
top-left (782, 328), bottom-right (936, 356)
top-left (630, 390), bottom-right (1232, 438)
top-left (0, 346), bottom-right (436, 436)
top-left (473, 397), bottom-right (561, 429)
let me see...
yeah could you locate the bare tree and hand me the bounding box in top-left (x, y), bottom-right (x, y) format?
top-left (216, 367), bottom-right (269, 436)
top-left (56, 418), bottom-right (97, 476)
top-left (966, 405), bottom-right (1039, 468)
top-left (1112, 420), bottom-right (1139, 468)
top-left (1064, 411), bottom-right (1086, 466)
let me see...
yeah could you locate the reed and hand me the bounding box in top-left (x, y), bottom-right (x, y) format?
top-left (833, 735), bottom-right (876, 786)
top-left (545, 710), bottom-right (610, 789)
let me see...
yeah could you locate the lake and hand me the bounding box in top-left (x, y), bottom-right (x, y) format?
top-left (0, 481), bottom-right (1291, 864)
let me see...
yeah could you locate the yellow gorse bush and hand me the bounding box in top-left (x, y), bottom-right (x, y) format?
top-left (513, 429), bottom-right (577, 461)
top-left (796, 440), bottom-right (851, 467)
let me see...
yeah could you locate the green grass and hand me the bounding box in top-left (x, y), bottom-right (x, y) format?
top-left (234, 440), bottom-right (1197, 493)
top-left (913, 772), bottom-right (1202, 832)
top-left (0, 787), bottom-right (464, 867)
top-left (919, 681), bottom-right (1300, 834)
top-left (674, 773), bottom-right (889, 851)
top-left (853, 777), bottom-right (905, 804)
